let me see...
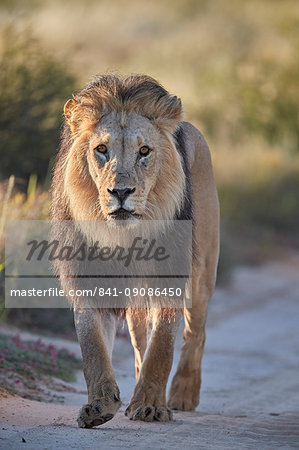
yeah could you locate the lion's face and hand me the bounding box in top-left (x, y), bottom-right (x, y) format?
top-left (87, 112), bottom-right (161, 224)
top-left (61, 75), bottom-right (186, 229)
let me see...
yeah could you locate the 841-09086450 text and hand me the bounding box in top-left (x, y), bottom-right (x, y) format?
top-left (9, 286), bottom-right (183, 298)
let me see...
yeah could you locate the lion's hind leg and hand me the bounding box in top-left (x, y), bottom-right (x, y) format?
top-left (168, 266), bottom-right (214, 411)
top-left (126, 308), bottom-right (147, 380)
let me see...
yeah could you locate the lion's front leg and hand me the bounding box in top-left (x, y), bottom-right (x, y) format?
top-left (74, 307), bottom-right (121, 428)
top-left (125, 310), bottom-right (181, 422)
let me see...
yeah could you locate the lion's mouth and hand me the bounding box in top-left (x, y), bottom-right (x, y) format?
top-left (108, 208), bottom-right (142, 220)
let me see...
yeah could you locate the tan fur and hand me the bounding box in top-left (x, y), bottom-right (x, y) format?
top-left (51, 74), bottom-right (219, 427)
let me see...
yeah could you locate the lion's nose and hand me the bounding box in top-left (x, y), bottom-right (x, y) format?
top-left (108, 187), bottom-right (136, 204)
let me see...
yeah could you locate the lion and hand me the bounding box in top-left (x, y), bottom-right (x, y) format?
top-left (51, 73), bottom-right (219, 427)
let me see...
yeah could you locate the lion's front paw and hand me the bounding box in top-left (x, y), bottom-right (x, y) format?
top-left (77, 400), bottom-right (115, 428)
top-left (167, 373), bottom-right (200, 411)
top-left (125, 404), bottom-right (172, 422)
top-left (77, 383), bottom-right (121, 428)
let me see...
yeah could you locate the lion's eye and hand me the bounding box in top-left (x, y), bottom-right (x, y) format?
top-left (95, 144), bottom-right (107, 154)
top-left (139, 146), bottom-right (151, 157)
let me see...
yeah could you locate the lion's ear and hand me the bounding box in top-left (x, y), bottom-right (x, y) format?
top-left (154, 95), bottom-right (184, 134)
top-left (64, 98), bottom-right (80, 132)
top-left (64, 98), bottom-right (99, 134)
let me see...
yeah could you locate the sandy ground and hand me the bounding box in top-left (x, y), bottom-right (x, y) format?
top-left (1, 255), bottom-right (299, 449)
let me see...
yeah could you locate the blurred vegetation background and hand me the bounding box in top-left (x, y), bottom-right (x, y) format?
top-left (0, 0), bottom-right (298, 334)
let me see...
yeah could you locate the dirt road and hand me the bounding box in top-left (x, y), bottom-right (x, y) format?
top-left (1, 256), bottom-right (299, 449)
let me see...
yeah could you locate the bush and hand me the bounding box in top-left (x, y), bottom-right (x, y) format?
top-left (0, 27), bottom-right (76, 182)
top-left (0, 332), bottom-right (81, 401)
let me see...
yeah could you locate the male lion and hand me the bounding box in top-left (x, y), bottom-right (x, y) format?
top-left (51, 74), bottom-right (219, 427)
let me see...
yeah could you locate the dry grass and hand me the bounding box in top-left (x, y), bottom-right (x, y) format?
top-left (0, 183), bottom-right (49, 223)
top-left (213, 142), bottom-right (299, 186)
